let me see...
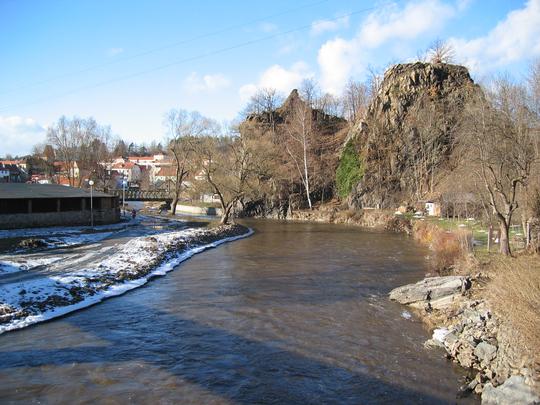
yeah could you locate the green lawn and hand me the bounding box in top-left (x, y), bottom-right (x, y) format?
top-left (418, 217), bottom-right (524, 253)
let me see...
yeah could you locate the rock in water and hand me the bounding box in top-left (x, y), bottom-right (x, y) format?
top-left (482, 376), bottom-right (539, 405)
top-left (389, 276), bottom-right (470, 309)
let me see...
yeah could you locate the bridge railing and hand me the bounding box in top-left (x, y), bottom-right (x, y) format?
top-left (108, 189), bottom-right (174, 201)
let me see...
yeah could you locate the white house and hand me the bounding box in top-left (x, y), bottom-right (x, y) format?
top-left (110, 161), bottom-right (141, 182)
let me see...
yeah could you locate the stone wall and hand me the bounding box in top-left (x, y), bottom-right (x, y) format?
top-left (0, 208), bottom-right (120, 229)
top-left (175, 204), bottom-right (223, 216)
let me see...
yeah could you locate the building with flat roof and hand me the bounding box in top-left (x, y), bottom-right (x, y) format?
top-left (0, 184), bottom-right (120, 229)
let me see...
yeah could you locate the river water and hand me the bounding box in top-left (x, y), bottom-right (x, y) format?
top-left (0, 220), bottom-right (476, 404)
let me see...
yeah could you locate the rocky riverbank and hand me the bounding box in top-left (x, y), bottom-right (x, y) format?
top-left (390, 275), bottom-right (539, 404)
top-left (262, 206), bottom-right (412, 233)
top-left (0, 224), bottom-right (252, 334)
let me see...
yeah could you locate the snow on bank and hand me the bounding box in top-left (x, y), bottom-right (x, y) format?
top-left (0, 256), bottom-right (64, 274)
top-left (0, 220), bottom-right (135, 240)
top-left (0, 225), bottom-right (252, 334)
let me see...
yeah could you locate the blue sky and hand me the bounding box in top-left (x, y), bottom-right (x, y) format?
top-left (1, 0), bottom-right (539, 156)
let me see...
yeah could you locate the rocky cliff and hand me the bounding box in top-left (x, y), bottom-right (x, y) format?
top-left (239, 89), bottom-right (348, 218)
top-left (345, 62), bottom-right (480, 209)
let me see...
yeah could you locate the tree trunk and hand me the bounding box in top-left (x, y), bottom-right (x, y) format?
top-left (220, 203), bottom-right (233, 225)
top-left (499, 219), bottom-right (511, 256)
top-left (171, 194), bottom-right (178, 215)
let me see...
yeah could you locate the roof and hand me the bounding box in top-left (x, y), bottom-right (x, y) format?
top-left (111, 161), bottom-right (138, 169)
top-left (0, 160), bottom-right (25, 166)
top-left (0, 163), bottom-right (22, 174)
top-left (128, 156), bottom-right (154, 161)
top-left (156, 166), bottom-right (176, 177)
top-left (0, 184), bottom-right (113, 199)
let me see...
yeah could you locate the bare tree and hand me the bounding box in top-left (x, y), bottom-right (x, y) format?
top-left (47, 116), bottom-right (108, 187)
top-left (164, 109), bottom-right (217, 215)
top-left (427, 38), bottom-right (455, 64)
top-left (282, 97), bottom-right (316, 209)
top-left (405, 94), bottom-right (459, 200)
top-left (192, 129), bottom-right (268, 224)
top-left (244, 88), bottom-right (283, 134)
top-left (342, 78), bottom-right (369, 122)
top-left (299, 78), bottom-right (320, 108)
top-left (460, 79), bottom-right (539, 255)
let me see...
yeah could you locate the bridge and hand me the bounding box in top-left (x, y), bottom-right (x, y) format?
top-left (107, 189), bottom-right (174, 202)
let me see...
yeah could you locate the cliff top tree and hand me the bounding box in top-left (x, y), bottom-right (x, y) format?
top-left (427, 38), bottom-right (455, 64)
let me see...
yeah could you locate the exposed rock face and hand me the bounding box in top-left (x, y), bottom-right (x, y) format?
top-left (347, 62), bottom-right (480, 209)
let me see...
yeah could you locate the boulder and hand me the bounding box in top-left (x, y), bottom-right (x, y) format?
top-left (474, 342), bottom-right (497, 365)
top-left (389, 276), bottom-right (470, 308)
top-left (17, 238), bottom-right (48, 249)
top-left (482, 376), bottom-right (539, 405)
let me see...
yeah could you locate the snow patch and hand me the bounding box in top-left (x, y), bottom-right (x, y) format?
top-left (401, 310), bottom-right (412, 320)
top-left (0, 227), bottom-right (253, 334)
top-left (433, 327), bottom-right (450, 343)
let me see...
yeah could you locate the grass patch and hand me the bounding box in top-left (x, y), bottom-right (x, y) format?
top-left (421, 217), bottom-right (523, 253)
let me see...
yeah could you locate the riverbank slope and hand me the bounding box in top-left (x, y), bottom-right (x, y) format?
top-left (0, 223), bottom-right (252, 334)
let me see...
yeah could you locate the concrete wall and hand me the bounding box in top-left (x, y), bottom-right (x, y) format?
top-left (176, 204), bottom-right (223, 216)
top-left (0, 208), bottom-right (120, 229)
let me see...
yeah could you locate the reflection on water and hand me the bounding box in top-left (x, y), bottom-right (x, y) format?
top-left (0, 220), bottom-right (477, 404)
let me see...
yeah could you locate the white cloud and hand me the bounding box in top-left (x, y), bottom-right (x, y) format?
top-left (107, 47), bottom-right (124, 57)
top-left (183, 72), bottom-right (231, 93)
top-left (311, 15), bottom-right (350, 36)
top-left (359, 1), bottom-right (455, 48)
top-left (450, 0), bottom-right (540, 74)
top-left (259, 22), bottom-right (278, 33)
top-left (239, 62), bottom-right (314, 101)
top-left (317, 0), bottom-right (458, 94)
top-left (0, 116), bottom-right (46, 156)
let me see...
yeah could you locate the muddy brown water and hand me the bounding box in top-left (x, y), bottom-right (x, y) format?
top-left (0, 220), bottom-right (477, 404)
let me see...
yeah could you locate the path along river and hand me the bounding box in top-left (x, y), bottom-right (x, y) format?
top-left (0, 219), bottom-right (477, 404)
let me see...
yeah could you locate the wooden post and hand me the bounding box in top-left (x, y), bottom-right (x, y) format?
top-left (487, 225), bottom-right (493, 253)
top-left (27, 199), bottom-right (32, 214)
top-left (525, 221), bottom-right (531, 248)
top-left (56, 199), bottom-right (61, 212)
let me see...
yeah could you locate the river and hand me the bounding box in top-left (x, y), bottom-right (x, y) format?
top-left (0, 219), bottom-right (476, 404)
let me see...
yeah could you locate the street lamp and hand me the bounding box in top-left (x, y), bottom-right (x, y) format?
top-left (89, 180), bottom-right (94, 227)
top-left (122, 176), bottom-right (128, 217)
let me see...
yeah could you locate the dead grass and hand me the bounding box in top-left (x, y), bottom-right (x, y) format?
top-left (413, 221), bottom-right (473, 274)
top-left (486, 255), bottom-right (540, 373)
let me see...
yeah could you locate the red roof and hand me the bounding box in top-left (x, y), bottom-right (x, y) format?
top-left (128, 156), bottom-right (154, 161)
top-left (0, 160), bottom-right (24, 166)
top-left (111, 161), bottom-right (137, 169)
top-left (157, 166), bottom-right (176, 177)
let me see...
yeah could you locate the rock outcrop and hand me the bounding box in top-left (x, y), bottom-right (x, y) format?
top-left (391, 277), bottom-right (540, 401)
top-left (346, 62), bottom-right (480, 209)
top-left (389, 275), bottom-right (470, 309)
top-left (239, 90), bottom-right (348, 218)
top-left (482, 376), bottom-right (540, 405)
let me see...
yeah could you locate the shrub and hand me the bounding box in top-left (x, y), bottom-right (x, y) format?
top-left (413, 221), bottom-right (472, 274)
top-left (336, 140), bottom-right (364, 198)
top-left (487, 255), bottom-right (540, 370)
